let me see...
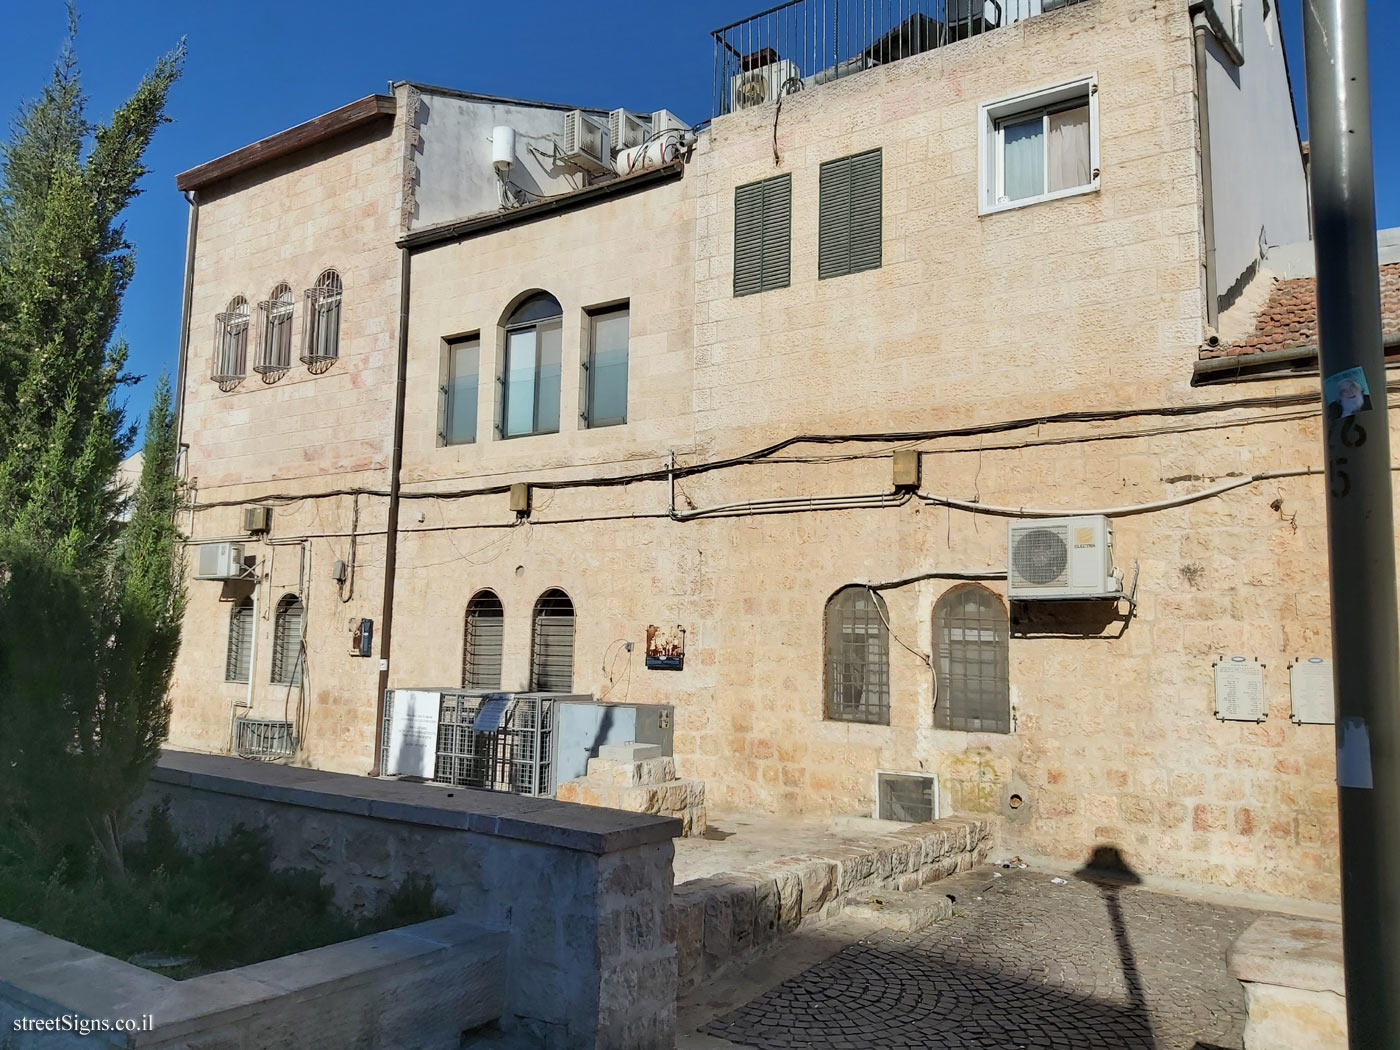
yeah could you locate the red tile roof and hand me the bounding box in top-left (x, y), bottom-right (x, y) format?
top-left (1205, 262), bottom-right (1400, 358)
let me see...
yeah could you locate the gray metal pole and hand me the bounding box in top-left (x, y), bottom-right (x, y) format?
top-left (1302, 2), bottom-right (1400, 1046)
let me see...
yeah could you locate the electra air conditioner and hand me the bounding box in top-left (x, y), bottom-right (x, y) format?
top-left (730, 59), bottom-right (802, 111)
top-left (562, 111), bottom-right (611, 174)
top-left (195, 542), bottom-right (245, 581)
top-left (1007, 516), bottom-right (1119, 600)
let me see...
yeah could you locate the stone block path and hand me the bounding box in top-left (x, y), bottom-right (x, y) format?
top-left (695, 866), bottom-right (1262, 1050)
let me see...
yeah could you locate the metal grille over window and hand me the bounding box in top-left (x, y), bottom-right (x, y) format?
top-left (733, 174), bottom-right (791, 297)
top-left (254, 284), bottom-right (295, 376)
top-left (270, 594), bottom-right (305, 686)
top-left (462, 590), bottom-right (505, 689)
top-left (212, 296), bottom-right (249, 384)
top-left (934, 585), bottom-right (1010, 733)
top-left (302, 269), bottom-right (342, 369)
top-left (530, 588), bottom-right (575, 692)
top-left (225, 597), bottom-right (253, 683)
top-left (819, 149), bottom-right (882, 279)
top-left (824, 586), bottom-right (890, 724)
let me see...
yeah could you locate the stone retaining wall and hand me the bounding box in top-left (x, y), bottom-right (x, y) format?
top-left (672, 817), bottom-right (992, 993)
top-left (1228, 914), bottom-right (1347, 1050)
top-left (557, 748), bottom-right (707, 837)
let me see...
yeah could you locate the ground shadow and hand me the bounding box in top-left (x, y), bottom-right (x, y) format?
top-left (1074, 846), bottom-right (1155, 1048)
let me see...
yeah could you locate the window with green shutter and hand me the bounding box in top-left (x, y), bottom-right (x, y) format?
top-left (818, 149), bottom-right (883, 280)
top-left (733, 174), bottom-right (792, 297)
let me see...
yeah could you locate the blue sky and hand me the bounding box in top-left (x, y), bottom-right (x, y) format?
top-left (1, 1), bottom-right (1396, 437)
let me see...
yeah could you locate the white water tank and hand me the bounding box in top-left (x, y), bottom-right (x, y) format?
top-left (491, 126), bottom-right (516, 172)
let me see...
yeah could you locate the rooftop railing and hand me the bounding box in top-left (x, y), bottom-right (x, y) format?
top-left (711, 0), bottom-right (1091, 117)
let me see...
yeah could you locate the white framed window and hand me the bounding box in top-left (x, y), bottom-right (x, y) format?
top-left (978, 75), bottom-right (1099, 215)
top-left (498, 292), bottom-right (563, 439)
top-left (441, 334), bottom-right (480, 446)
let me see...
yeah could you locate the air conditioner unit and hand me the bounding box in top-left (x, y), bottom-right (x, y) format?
top-left (608, 108), bottom-right (649, 153)
top-left (730, 59), bottom-right (802, 111)
top-left (243, 506), bottom-right (271, 533)
top-left (562, 111), bottom-right (611, 174)
top-left (1007, 515), bottom-right (1119, 600)
top-left (195, 542), bottom-right (245, 581)
top-left (650, 108), bottom-right (689, 133)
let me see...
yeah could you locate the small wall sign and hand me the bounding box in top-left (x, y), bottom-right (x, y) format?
top-left (1290, 657), bottom-right (1335, 725)
top-left (645, 624), bottom-right (686, 671)
top-left (1214, 656), bottom-right (1266, 722)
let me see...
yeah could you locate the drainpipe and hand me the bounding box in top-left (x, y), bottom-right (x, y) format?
top-left (175, 190), bottom-right (199, 450)
top-left (1191, 7), bottom-right (1220, 332)
top-left (369, 245), bottom-right (411, 776)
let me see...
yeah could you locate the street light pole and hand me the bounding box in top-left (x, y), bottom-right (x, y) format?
top-left (1302, 1), bottom-right (1400, 1046)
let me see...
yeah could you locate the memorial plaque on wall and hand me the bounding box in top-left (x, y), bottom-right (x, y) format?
top-left (1214, 656), bottom-right (1266, 722)
top-left (1290, 657), bottom-right (1335, 725)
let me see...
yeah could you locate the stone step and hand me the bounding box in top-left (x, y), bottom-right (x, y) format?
top-left (841, 884), bottom-right (959, 932)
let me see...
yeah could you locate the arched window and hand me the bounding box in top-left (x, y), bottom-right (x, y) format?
top-left (824, 586), bottom-right (890, 724)
top-left (225, 597), bottom-right (253, 683)
top-left (255, 284), bottom-right (295, 375)
top-left (462, 589), bottom-right (504, 689)
top-left (530, 588), bottom-right (574, 692)
top-left (271, 594), bottom-right (305, 686)
top-left (933, 585), bottom-right (1010, 733)
top-left (212, 296), bottom-right (249, 383)
top-left (302, 269), bottom-right (343, 367)
top-left (501, 292), bottom-right (563, 438)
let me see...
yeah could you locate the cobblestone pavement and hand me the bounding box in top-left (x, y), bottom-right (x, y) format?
top-left (699, 867), bottom-right (1262, 1050)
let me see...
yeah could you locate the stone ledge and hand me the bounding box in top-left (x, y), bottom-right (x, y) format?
top-left (153, 750), bottom-right (681, 855)
top-left (1228, 914), bottom-right (1345, 994)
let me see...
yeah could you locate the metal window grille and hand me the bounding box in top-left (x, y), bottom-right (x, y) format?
top-left (254, 285), bottom-right (295, 375)
top-left (301, 269), bottom-right (342, 367)
top-left (212, 296), bottom-right (249, 383)
top-left (235, 718), bottom-right (296, 759)
top-left (819, 149), bottom-right (883, 279)
top-left (462, 590), bottom-right (505, 689)
top-left (270, 594), bottom-right (305, 686)
top-left (225, 597), bottom-right (253, 683)
top-left (825, 586), bottom-right (890, 724)
top-left (429, 691), bottom-right (556, 797)
top-left (934, 585), bottom-right (1010, 733)
top-left (530, 589), bottom-right (575, 692)
top-left (734, 174), bottom-right (791, 297)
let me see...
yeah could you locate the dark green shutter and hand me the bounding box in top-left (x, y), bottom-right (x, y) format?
top-left (819, 149), bottom-right (882, 280)
top-left (733, 174), bottom-right (792, 297)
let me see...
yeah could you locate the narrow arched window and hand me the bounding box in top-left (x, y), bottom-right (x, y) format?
top-left (933, 585), bottom-right (1010, 733)
top-left (225, 597), bottom-right (253, 683)
top-left (824, 586), bottom-right (890, 724)
top-left (255, 284), bottom-right (295, 374)
top-left (462, 589), bottom-right (504, 689)
top-left (530, 588), bottom-right (574, 692)
top-left (213, 296), bottom-right (249, 383)
top-left (303, 269), bottom-right (343, 366)
top-left (271, 594), bottom-right (305, 686)
top-left (501, 292), bottom-right (563, 438)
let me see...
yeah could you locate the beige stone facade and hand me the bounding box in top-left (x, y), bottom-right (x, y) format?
top-left (169, 0), bottom-right (1348, 902)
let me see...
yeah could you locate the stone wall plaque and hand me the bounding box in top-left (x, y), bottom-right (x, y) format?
top-left (1290, 657), bottom-right (1336, 725)
top-left (1214, 656), bottom-right (1266, 722)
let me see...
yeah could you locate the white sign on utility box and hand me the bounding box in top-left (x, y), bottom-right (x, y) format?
top-left (384, 689), bottom-right (441, 779)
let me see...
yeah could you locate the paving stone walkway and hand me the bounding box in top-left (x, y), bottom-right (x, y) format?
top-left (699, 866), bottom-right (1261, 1050)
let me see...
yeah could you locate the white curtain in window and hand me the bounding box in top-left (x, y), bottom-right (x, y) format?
top-left (1047, 105), bottom-right (1091, 193)
top-left (1002, 116), bottom-right (1044, 201)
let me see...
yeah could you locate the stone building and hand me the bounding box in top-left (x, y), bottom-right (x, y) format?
top-left (167, 0), bottom-right (1391, 903)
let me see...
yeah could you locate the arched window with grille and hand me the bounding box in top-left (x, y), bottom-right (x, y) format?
top-left (302, 269), bottom-right (343, 367)
top-left (271, 594), bottom-right (305, 686)
top-left (824, 586), bottom-right (890, 724)
top-left (933, 585), bottom-right (1010, 733)
top-left (530, 588), bottom-right (574, 692)
top-left (212, 296), bottom-right (249, 383)
top-left (462, 589), bottom-right (504, 689)
top-left (225, 597), bottom-right (254, 683)
top-left (255, 284), bottom-right (295, 375)
top-left (500, 292), bottom-right (563, 438)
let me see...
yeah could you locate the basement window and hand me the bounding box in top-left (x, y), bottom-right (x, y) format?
top-left (979, 76), bottom-right (1099, 214)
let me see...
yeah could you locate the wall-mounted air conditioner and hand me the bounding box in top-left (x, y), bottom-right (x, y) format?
top-left (1007, 515), bottom-right (1119, 600)
top-left (195, 542), bottom-right (245, 581)
top-left (650, 109), bottom-right (689, 133)
top-left (731, 59), bottom-right (802, 111)
top-left (562, 111), bottom-right (611, 174)
top-left (608, 109), bottom-right (649, 153)
top-left (243, 506), bottom-right (271, 533)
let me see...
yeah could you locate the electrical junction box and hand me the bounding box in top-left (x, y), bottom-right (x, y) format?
top-left (892, 449), bottom-right (921, 489)
top-left (509, 482), bottom-right (531, 514)
top-left (351, 618), bottom-right (373, 657)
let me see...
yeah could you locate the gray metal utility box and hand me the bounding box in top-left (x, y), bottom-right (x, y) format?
top-left (554, 700), bottom-right (675, 784)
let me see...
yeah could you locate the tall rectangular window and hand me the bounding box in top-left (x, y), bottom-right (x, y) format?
top-left (819, 149), bottom-right (882, 280)
top-left (500, 294), bottom-right (563, 438)
top-left (585, 305), bottom-right (629, 428)
top-left (733, 174), bottom-right (792, 297)
top-left (979, 76), bottom-right (1098, 214)
top-left (442, 336), bottom-right (480, 445)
